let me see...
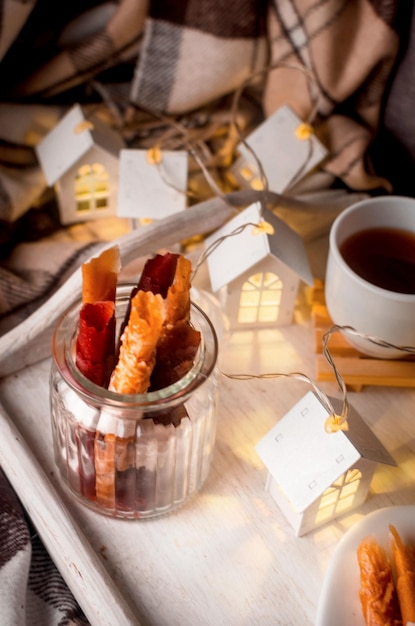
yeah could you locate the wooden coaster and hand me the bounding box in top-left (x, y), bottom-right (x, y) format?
top-left (311, 279), bottom-right (415, 391)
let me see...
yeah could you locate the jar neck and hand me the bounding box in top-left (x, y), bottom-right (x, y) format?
top-left (52, 285), bottom-right (218, 412)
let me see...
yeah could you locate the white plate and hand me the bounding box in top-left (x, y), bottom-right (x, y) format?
top-left (315, 506), bottom-right (415, 626)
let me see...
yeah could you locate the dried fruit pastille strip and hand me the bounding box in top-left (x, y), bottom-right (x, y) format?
top-left (81, 245), bottom-right (120, 303)
top-left (163, 253), bottom-right (192, 324)
top-left (136, 251), bottom-right (179, 297)
top-left (94, 412), bottom-right (137, 510)
top-left (76, 301), bottom-right (115, 386)
top-left (76, 245), bottom-right (120, 386)
top-left (357, 536), bottom-right (402, 626)
top-left (150, 255), bottom-right (201, 390)
top-left (94, 290), bottom-right (165, 508)
top-left (74, 245), bottom-right (121, 500)
top-left (109, 290), bottom-right (165, 394)
top-left (116, 252), bottom-right (179, 347)
top-left (114, 251), bottom-right (199, 391)
top-left (390, 524), bottom-right (415, 625)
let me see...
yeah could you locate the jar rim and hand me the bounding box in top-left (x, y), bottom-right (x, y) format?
top-left (52, 283), bottom-right (218, 411)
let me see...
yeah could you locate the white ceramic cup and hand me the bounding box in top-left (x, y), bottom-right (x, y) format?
top-left (325, 195), bottom-right (415, 358)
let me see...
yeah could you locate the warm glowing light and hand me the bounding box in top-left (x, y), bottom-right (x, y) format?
top-left (314, 469), bottom-right (362, 526)
top-left (295, 122), bottom-right (313, 140)
top-left (240, 165), bottom-right (254, 180)
top-left (75, 163), bottom-right (109, 213)
top-left (74, 120), bottom-right (94, 134)
top-left (251, 177), bottom-right (264, 190)
top-left (319, 486), bottom-right (339, 509)
top-left (146, 146), bottom-right (162, 165)
top-left (237, 272), bottom-right (283, 325)
top-left (315, 504), bottom-right (336, 524)
top-left (325, 414), bottom-right (349, 433)
top-left (238, 163), bottom-right (264, 190)
top-left (335, 493), bottom-right (356, 513)
top-left (252, 220), bottom-right (275, 236)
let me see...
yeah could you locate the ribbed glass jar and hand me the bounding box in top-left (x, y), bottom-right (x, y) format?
top-left (50, 284), bottom-right (219, 519)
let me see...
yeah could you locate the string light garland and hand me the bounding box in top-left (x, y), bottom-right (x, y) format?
top-left (219, 324), bottom-right (415, 434)
top-left (221, 369), bottom-right (348, 433)
top-left (326, 324), bottom-right (415, 356)
top-left (228, 59), bottom-right (323, 197)
top-left (189, 220), bottom-right (351, 432)
top-left (88, 60), bottom-right (415, 435)
top-left (86, 56), bottom-right (325, 211)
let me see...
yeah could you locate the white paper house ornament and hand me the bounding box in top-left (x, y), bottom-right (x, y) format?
top-left (255, 392), bottom-right (396, 536)
top-left (35, 103), bottom-right (124, 225)
top-left (205, 203), bottom-right (313, 329)
top-left (229, 105), bottom-right (328, 193)
top-left (117, 149), bottom-right (188, 220)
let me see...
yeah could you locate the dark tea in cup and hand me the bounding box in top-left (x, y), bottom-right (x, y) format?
top-left (339, 227), bottom-right (415, 294)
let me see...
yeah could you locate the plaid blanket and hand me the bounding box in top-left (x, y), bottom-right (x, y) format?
top-left (0, 469), bottom-right (89, 625)
top-left (0, 0), bottom-right (415, 624)
top-left (1, 0), bottom-right (413, 223)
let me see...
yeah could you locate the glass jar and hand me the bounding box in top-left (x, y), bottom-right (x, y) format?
top-left (50, 284), bottom-right (219, 519)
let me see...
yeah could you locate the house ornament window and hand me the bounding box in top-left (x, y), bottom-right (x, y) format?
top-left (314, 468), bottom-right (362, 526)
top-left (238, 271), bottom-right (283, 324)
top-left (75, 163), bottom-right (109, 213)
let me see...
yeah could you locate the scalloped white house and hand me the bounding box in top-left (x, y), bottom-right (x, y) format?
top-left (256, 392), bottom-right (396, 536)
top-left (36, 103), bottom-right (124, 224)
top-left (205, 203), bottom-right (313, 329)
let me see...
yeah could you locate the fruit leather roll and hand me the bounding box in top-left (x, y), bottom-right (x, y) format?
top-left (76, 245), bottom-right (120, 386)
top-left (94, 410), bottom-right (137, 510)
top-left (109, 290), bottom-right (165, 394)
top-left (81, 246), bottom-right (120, 304)
top-left (390, 524), bottom-right (415, 626)
top-left (150, 255), bottom-right (201, 390)
top-left (76, 301), bottom-right (116, 386)
top-left (357, 536), bottom-right (402, 626)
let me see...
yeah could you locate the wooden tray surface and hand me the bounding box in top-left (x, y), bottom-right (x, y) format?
top-left (311, 280), bottom-right (415, 391)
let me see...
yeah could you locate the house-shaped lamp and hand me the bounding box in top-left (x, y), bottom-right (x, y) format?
top-left (255, 391), bottom-right (396, 536)
top-left (205, 202), bottom-right (313, 329)
top-left (35, 103), bottom-right (124, 224)
top-left (117, 148), bottom-right (188, 221)
top-left (228, 105), bottom-right (328, 193)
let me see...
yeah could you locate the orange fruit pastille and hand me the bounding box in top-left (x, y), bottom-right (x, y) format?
top-left (357, 537), bottom-right (401, 626)
top-left (76, 245), bottom-right (120, 386)
top-left (109, 290), bottom-right (165, 395)
top-left (390, 524), bottom-right (415, 626)
top-left (94, 290), bottom-right (164, 508)
top-left (81, 245), bottom-right (120, 304)
top-left (163, 254), bottom-right (192, 325)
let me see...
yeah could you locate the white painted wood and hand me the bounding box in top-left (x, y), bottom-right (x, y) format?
top-left (1, 294), bottom-right (414, 626)
top-left (0, 398), bottom-right (140, 626)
